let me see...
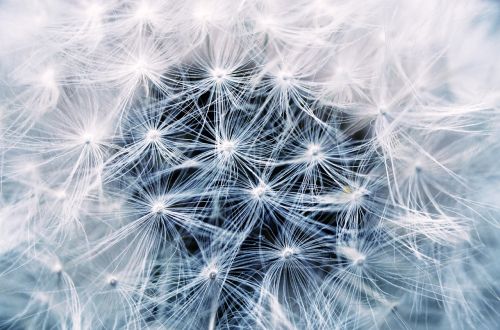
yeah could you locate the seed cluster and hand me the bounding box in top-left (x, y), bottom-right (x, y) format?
top-left (0, 1), bottom-right (499, 329)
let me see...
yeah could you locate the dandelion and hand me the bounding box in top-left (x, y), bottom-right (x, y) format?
top-left (0, 0), bottom-right (499, 329)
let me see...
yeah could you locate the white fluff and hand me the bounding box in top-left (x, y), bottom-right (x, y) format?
top-left (0, 0), bottom-right (499, 329)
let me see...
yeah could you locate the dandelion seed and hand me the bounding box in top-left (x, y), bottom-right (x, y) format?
top-left (210, 67), bottom-right (229, 83)
top-left (209, 271), bottom-right (217, 280)
top-left (81, 132), bottom-right (95, 145)
top-left (85, 3), bottom-right (104, 19)
top-left (276, 70), bottom-right (293, 86)
top-left (134, 1), bottom-right (154, 21)
top-left (132, 58), bottom-right (149, 75)
top-left (281, 247), bottom-right (296, 260)
top-left (39, 68), bottom-right (56, 88)
top-left (193, 3), bottom-right (215, 22)
top-left (202, 263), bottom-right (219, 281)
top-left (250, 181), bottom-right (268, 199)
top-left (107, 276), bottom-right (118, 287)
top-left (145, 129), bottom-right (161, 143)
top-left (151, 199), bottom-right (166, 215)
top-left (52, 262), bottom-right (63, 274)
top-left (337, 246), bottom-right (366, 266)
top-left (305, 143), bottom-right (323, 162)
top-left (216, 139), bottom-right (236, 157)
top-left (0, 0), bottom-right (499, 329)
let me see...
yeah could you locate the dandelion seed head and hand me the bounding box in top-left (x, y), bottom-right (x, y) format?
top-left (81, 132), bottom-right (96, 145)
top-left (145, 129), bottom-right (161, 143)
top-left (250, 181), bottom-right (268, 199)
top-left (255, 15), bottom-right (276, 32)
top-left (85, 3), bottom-right (104, 19)
top-left (134, 1), bottom-right (155, 21)
top-left (133, 58), bottom-right (149, 75)
top-left (281, 247), bottom-right (298, 260)
top-left (210, 67), bottom-right (229, 83)
top-left (276, 70), bottom-right (293, 86)
top-left (202, 263), bottom-right (219, 281)
top-left (216, 139), bottom-right (236, 157)
top-left (305, 143), bottom-right (323, 162)
top-left (332, 65), bottom-right (349, 82)
top-left (107, 276), bottom-right (118, 287)
top-left (344, 186), bottom-right (368, 203)
top-left (52, 262), bottom-right (63, 274)
top-left (414, 162), bottom-right (423, 174)
top-left (1, 0), bottom-right (499, 328)
top-left (337, 246), bottom-right (366, 267)
top-left (151, 199), bottom-right (166, 215)
top-left (39, 68), bottom-right (56, 88)
top-left (378, 105), bottom-right (388, 116)
top-left (193, 3), bottom-right (215, 22)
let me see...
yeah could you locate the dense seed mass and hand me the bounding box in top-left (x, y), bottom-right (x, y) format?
top-left (0, 1), bottom-right (499, 329)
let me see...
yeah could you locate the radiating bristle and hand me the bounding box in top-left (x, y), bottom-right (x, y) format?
top-left (0, 0), bottom-right (499, 329)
